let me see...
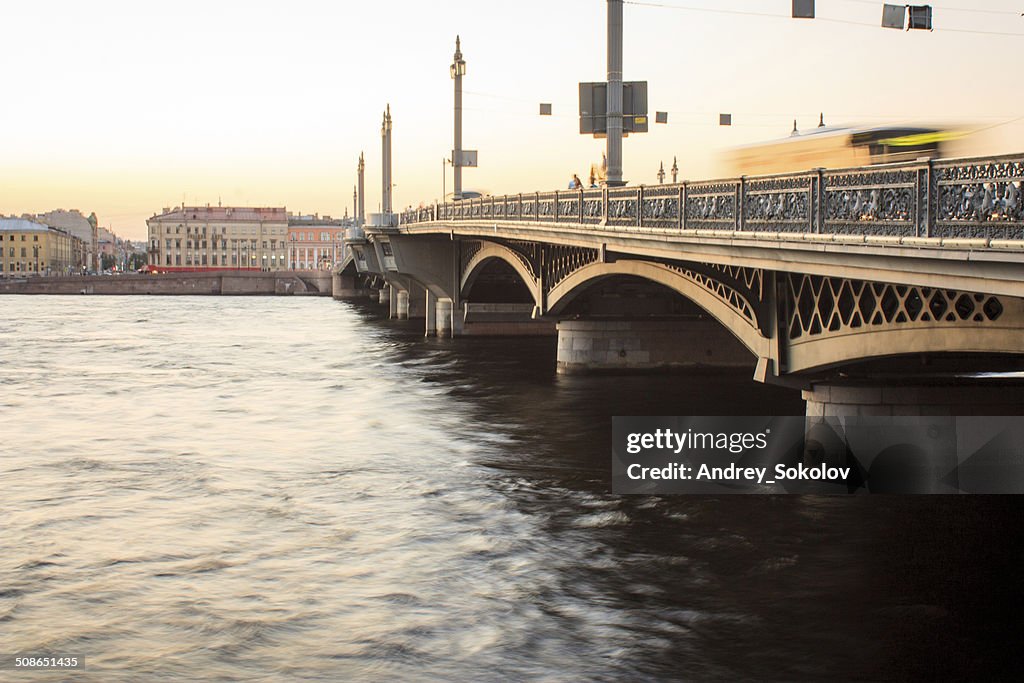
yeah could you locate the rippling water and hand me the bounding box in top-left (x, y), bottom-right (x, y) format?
top-left (1, 296), bottom-right (1021, 681)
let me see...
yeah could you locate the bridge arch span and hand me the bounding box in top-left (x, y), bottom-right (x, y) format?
top-left (545, 260), bottom-right (769, 358)
top-left (460, 242), bottom-right (540, 306)
top-left (331, 253), bottom-right (355, 276)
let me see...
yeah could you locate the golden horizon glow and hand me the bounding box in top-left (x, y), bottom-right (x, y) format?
top-left (2, 0), bottom-right (1023, 240)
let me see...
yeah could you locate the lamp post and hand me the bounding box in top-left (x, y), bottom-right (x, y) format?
top-left (606, 0), bottom-right (625, 186)
top-left (357, 151), bottom-right (365, 226)
top-left (671, 157), bottom-right (678, 183)
top-left (657, 161), bottom-right (665, 184)
top-left (451, 36), bottom-right (466, 200)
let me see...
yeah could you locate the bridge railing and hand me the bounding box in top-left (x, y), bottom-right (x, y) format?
top-left (401, 153), bottom-right (1024, 242)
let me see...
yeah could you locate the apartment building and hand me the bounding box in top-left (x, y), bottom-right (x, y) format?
top-left (147, 206), bottom-right (289, 272)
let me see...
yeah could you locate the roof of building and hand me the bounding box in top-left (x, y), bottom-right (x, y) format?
top-left (149, 206), bottom-right (288, 223)
top-left (0, 217), bottom-right (53, 232)
top-left (287, 215), bottom-right (349, 226)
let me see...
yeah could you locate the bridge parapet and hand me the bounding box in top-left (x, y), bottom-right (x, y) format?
top-left (403, 153), bottom-right (1024, 244)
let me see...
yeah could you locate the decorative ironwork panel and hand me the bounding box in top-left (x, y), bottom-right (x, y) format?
top-left (743, 175), bottom-right (812, 233)
top-left (662, 262), bottom-right (759, 328)
top-left (558, 197), bottom-right (580, 221)
top-left (582, 190), bottom-right (603, 225)
top-left (706, 263), bottom-right (764, 301)
top-left (460, 241), bottom-right (483, 274)
top-left (500, 240), bottom-right (539, 279)
top-left (607, 188), bottom-right (638, 227)
top-left (784, 273), bottom-right (1005, 341)
top-left (522, 199), bottom-right (535, 220)
top-left (537, 193), bottom-right (557, 223)
top-left (685, 181), bottom-right (736, 230)
top-left (481, 200), bottom-right (492, 218)
top-left (641, 185), bottom-right (680, 229)
top-left (933, 158), bottom-right (1024, 239)
top-left (543, 244), bottom-right (600, 291)
top-left (823, 168), bottom-right (916, 236)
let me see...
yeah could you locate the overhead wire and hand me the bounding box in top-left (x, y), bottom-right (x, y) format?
top-left (621, 0), bottom-right (1024, 37)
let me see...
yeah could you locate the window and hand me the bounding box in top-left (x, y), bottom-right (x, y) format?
top-left (20, 248), bottom-right (26, 257)
top-left (33, 235), bottom-right (38, 242)
top-left (166, 255), bottom-right (171, 265)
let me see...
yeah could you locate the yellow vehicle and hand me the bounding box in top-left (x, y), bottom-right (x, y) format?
top-left (724, 125), bottom-right (961, 176)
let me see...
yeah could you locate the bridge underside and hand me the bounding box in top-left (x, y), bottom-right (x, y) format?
top-left (350, 232), bottom-right (1024, 386)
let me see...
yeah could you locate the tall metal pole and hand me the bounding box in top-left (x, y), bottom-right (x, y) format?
top-left (451, 36), bottom-right (465, 200)
top-left (385, 105), bottom-right (393, 214)
top-left (357, 152), bottom-right (365, 225)
top-left (380, 109), bottom-right (388, 216)
top-left (606, 0), bottom-right (625, 186)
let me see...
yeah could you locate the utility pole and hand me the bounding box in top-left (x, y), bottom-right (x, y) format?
top-left (357, 152), bottom-right (365, 225)
top-left (385, 107), bottom-right (393, 214)
top-left (380, 107), bottom-right (393, 216)
top-left (606, 0), bottom-right (625, 186)
top-left (451, 36), bottom-right (466, 200)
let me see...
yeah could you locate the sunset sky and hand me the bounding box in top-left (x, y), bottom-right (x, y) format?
top-left (3, 0), bottom-right (1023, 240)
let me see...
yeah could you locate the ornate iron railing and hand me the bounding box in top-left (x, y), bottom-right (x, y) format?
top-left (399, 154), bottom-right (1024, 241)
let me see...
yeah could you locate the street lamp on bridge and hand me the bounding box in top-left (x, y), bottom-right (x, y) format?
top-left (451, 36), bottom-right (466, 201)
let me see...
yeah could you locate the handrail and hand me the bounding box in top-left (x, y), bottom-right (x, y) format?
top-left (399, 153), bottom-right (1024, 242)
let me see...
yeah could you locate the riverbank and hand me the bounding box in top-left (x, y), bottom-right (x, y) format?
top-left (0, 270), bottom-right (333, 296)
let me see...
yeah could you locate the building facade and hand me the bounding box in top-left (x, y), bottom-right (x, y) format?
top-left (0, 217), bottom-right (86, 277)
top-left (146, 206), bottom-right (289, 272)
top-left (286, 214), bottom-right (350, 270)
top-left (34, 209), bottom-right (98, 273)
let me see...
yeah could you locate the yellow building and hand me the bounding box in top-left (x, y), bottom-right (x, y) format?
top-left (146, 206), bottom-right (289, 272)
top-left (0, 217), bottom-right (85, 277)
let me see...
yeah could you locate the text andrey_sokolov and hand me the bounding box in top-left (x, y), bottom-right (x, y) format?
top-left (623, 428), bottom-right (851, 484)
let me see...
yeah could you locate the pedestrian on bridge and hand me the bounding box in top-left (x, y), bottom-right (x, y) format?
top-left (569, 174), bottom-right (583, 190)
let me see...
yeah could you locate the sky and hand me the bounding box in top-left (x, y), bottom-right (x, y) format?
top-left (2, 0), bottom-right (1023, 240)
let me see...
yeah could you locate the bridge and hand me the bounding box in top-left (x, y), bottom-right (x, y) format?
top-left (333, 153), bottom-right (1024, 417)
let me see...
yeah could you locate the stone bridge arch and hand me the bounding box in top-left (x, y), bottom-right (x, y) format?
top-left (545, 260), bottom-right (769, 359)
top-left (460, 241), bottom-right (541, 307)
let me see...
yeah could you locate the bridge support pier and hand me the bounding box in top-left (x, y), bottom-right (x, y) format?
top-left (389, 285), bottom-right (398, 318)
top-left (378, 285), bottom-right (389, 305)
top-left (396, 290), bottom-right (410, 319)
top-left (555, 319), bottom-right (754, 374)
top-left (803, 383), bottom-right (1024, 418)
top-left (436, 298), bottom-right (455, 337)
top-left (425, 290), bottom-right (437, 336)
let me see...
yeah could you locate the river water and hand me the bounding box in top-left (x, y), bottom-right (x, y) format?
top-left (1, 296), bottom-right (1020, 681)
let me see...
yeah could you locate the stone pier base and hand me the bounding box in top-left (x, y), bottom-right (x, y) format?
top-left (555, 318), bottom-right (754, 374)
top-left (803, 383), bottom-right (1024, 418)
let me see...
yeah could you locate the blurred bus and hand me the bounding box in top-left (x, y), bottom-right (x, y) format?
top-left (723, 125), bottom-right (967, 176)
